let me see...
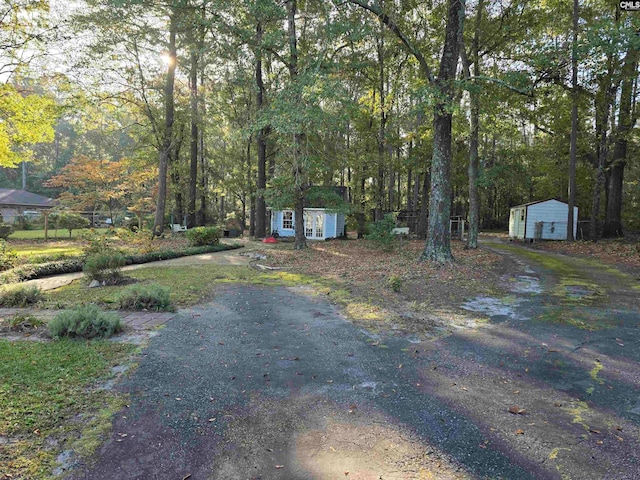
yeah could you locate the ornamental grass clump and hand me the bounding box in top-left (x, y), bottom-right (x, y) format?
top-left (49, 305), bottom-right (123, 339)
top-left (116, 283), bottom-right (173, 312)
top-left (84, 251), bottom-right (126, 284)
top-left (0, 285), bottom-right (44, 307)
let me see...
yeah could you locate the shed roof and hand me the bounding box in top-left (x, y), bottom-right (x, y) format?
top-left (0, 189), bottom-right (55, 208)
top-left (510, 198), bottom-right (567, 210)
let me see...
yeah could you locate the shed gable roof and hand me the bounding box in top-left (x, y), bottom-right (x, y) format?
top-left (510, 198), bottom-right (567, 210)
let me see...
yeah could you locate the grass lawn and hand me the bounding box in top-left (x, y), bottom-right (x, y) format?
top-left (12, 242), bottom-right (83, 258)
top-left (0, 339), bottom-right (136, 479)
top-left (9, 228), bottom-right (111, 240)
top-left (44, 265), bottom-right (321, 309)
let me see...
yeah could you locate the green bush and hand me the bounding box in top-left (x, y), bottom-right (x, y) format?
top-left (84, 252), bottom-right (126, 284)
top-left (0, 223), bottom-right (14, 240)
top-left (185, 226), bottom-right (221, 247)
top-left (80, 229), bottom-right (118, 256)
top-left (0, 239), bottom-right (18, 271)
top-left (0, 285), bottom-right (44, 307)
top-left (49, 305), bottom-right (123, 339)
top-left (117, 283), bottom-right (173, 311)
top-left (365, 214), bottom-right (397, 250)
top-left (387, 275), bottom-right (403, 292)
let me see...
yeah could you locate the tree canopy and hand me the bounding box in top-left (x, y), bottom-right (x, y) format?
top-left (1, 0), bottom-right (638, 256)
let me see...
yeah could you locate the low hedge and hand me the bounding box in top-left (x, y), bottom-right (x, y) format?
top-left (123, 243), bottom-right (236, 264)
top-left (0, 259), bottom-right (85, 284)
top-left (0, 243), bottom-right (242, 284)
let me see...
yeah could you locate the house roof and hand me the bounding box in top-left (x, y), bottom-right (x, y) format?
top-left (510, 198), bottom-right (567, 209)
top-left (0, 189), bottom-right (55, 208)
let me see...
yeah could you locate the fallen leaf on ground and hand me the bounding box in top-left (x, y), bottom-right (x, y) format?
top-left (508, 406), bottom-right (527, 415)
top-left (515, 429), bottom-right (525, 435)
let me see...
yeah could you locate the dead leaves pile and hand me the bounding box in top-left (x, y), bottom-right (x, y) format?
top-left (539, 239), bottom-right (640, 268)
top-left (264, 239), bottom-right (503, 314)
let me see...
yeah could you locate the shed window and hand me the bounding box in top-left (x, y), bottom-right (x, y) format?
top-left (282, 211), bottom-right (293, 229)
top-left (520, 210), bottom-right (525, 221)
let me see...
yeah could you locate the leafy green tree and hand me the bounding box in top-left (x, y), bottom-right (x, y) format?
top-left (58, 213), bottom-right (90, 237)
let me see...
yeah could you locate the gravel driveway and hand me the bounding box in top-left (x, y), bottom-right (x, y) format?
top-left (67, 244), bottom-right (640, 480)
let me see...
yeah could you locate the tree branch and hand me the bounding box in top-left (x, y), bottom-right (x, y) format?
top-left (346, 0), bottom-right (435, 84)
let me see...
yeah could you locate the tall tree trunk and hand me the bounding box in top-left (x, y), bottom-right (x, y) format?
top-left (604, 44), bottom-right (638, 237)
top-left (590, 66), bottom-right (614, 241)
top-left (153, 15), bottom-right (177, 236)
top-left (187, 48), bottom-right (198, 228)
top-left (287, 0), bottom-right (307, 249)
top-left (417, 171), bottom-right (429, 238)
top-left (255, 21), bottom-right (268, 238)
top-left (376, 18), bottom-right (386, 221)
top-left (406, 167), bottom-right (413, 211)
top-left (348, 0), bottom-right (464, 261)
top-left (197, 6), bottom-right (207, 226)
top-left (421, 0), bottom-right (464, 262)
top-left (566, 0), bottom-right (578, 241)
top-left (198, 97), bottom-right (207, 225)
top-left (172, 170), bottom-right (183, 224)
top-left (357, 172), bottom-right (366, 238)
top-left (459, 0), bottom-right (482, 249)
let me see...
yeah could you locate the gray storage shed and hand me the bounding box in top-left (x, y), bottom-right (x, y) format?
top-left (509, 199), bottom-right (578, 241)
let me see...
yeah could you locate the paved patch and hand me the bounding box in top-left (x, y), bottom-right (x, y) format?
top-left (66, 285), bottom-right (559, 480)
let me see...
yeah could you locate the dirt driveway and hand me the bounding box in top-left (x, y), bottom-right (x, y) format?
top-left (66, 241), bottom-right (640, 479)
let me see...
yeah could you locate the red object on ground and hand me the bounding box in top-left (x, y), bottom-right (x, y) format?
top-left (263, 236), bottom-right (278, 243)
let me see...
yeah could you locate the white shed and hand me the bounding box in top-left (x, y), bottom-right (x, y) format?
top-left (509, 199), bottom-right (578, 241)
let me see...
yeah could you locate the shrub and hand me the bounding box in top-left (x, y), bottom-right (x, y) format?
top-left (185, 226), bottom-right (221, 246)
top-left (387, 275), bottom-right (403, 292)
top-left (117, 283), bottom-right (173, 311)
top-left (0, 223), bottom-right (14, 240)
top-left (49, 305), bottom-right (123, 339)
top-left (117, 228), bottom-right (155, 253)
top-left (0, 239), bottom-right (18, 271)
top-left (84, 252), bottom-right (126, 284)
top-left (0, 285), bottom-right (44, 307)
top-left (365, 214), bottom-right (397, 250)
top-left (80, 229), bottom-right (118, 256)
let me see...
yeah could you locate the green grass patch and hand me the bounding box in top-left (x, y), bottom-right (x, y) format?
top-left (44, 266), bottom-right (318, 308)
top-left (44, 265), bottom-right (392, 331)
top-left (537, 306), bottom-right (613, 331)
top-left (490, 243), bottom-right (633, 306)
top-left (12, 243), bottom-right (83, 259)
top-left (0, 339), bottom-right (135, 479)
